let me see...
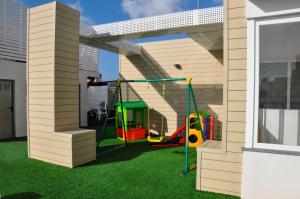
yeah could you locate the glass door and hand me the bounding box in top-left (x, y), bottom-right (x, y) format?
top-left (0, 80), bottom-right (14, 140)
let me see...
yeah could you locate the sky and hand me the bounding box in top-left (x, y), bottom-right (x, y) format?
top-left (18, 0), bottom-right (223, 80)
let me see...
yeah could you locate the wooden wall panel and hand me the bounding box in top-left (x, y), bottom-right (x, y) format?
top-left (54, 3), bottom-right (79, 132)
top-left (197, 0), bottom-right (246, 197)
top-left (27, 3), bottom-right (55, 140)
top-left (27, 2), bottom-right (95, 168)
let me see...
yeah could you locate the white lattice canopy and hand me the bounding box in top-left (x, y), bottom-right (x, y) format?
top-left (80, 6), bottom-right (223, 55)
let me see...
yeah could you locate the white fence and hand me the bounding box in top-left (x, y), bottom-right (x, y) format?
top-left (0, 0), bottom-right (99, 72)
top-left (0, 0), bottom-right (26, 62)
top-left (79, 44), bottom-right (99, 72)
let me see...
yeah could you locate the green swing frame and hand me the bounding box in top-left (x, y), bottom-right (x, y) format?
top-left (97, 77), bottom-right (204, 175)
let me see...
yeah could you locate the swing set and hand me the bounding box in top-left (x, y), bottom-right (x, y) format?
top-left (96, 77), bottom-right (208, 174)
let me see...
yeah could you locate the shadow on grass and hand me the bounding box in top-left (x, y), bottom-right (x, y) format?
top-left (83, 140), bottom-right (177, 167)
top-left (172, 150), bottom-right (189, 155)
top-left (0, 137), bottom-right (27, 143)
top-left (2, 192), bottom-right (42, 199)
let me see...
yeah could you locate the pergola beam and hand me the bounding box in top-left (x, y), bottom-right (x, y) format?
top-left (80, 6), bottom-right (224, 55)
top-left (80, 36), bottom-right (142, 55)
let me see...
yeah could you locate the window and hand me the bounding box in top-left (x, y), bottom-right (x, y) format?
top-left (254, 18), bottom-right (300, 150)
top-left (259, 62), bottom-right (300, 110)
top-left (291, 62), bottom-right (300, 109)
top-left (259, 62), bottom-right (288, 109)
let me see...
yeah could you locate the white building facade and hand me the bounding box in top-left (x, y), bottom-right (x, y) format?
top-left (242, 0), bottom-right (300, 198)
top-left (0, 0), bottom-right (27, 139)
top-left (79, 44), bottom-right (107, 127)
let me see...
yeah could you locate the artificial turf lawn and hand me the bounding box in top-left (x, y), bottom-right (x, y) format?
top-left (0, 139), bottom-right (239, 199)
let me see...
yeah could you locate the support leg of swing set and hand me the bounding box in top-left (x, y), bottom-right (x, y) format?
top-left (97, 80), bottom-right (128, 154)
top-left (118, 80), bottom-right (128, 146)
top-left (96, 82), bottom-right (128, 157)
top-left (183, 79), bottom-right (191, 175)
top-left (183, 78), bottom-right (204, 175)
top-left (190, 84), bottom-right (205, 141)
top-left (97, 83), bottom-right (119, 147)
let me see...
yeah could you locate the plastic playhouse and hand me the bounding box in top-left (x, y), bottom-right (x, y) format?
top-left (115, 101), bottom-right (148, 141)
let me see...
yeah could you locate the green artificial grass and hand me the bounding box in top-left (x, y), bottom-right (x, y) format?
top-left (0, 138), bottom-right (239, 199)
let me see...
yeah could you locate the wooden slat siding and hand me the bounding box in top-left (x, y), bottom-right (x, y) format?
top-left (201, 179), bottom-right (241, 196)
top-left (73, 139), bottom-right (95, 149)
top-left (227, 121), bottom-right (246, 132)
top-left (120, 38), bottom-right (223, 137)
top-left (30, 137), bottom-right (71, 149)
top-left (30, 130), bottom-right (71, 140)
top-left (55, 118), bottom-right (79, 126)
top-left (201, 169), bottom-right (242, 183)
top-left (202, 152), bottom-right (242, 163)
top-left (228, 91), bottom-right (246, 101)
top-left (228, 81), bottom-right (246, 91)
top-left (28, 2), bottom-right (56, 142)
top-left (73, 146), bottom-right (95, 158)
top-left (29, 105), bottom-right (53, 112)
top-left (228, 7), bottom-right (245, 19)
top-left (30, 111), bottom-right (53, 119)
top-left (55, 91), bottom-right (79, 99)
top-left (29, 98), bottom-right (78, 106)
top-left (72, 132), bottom-right (96, 167)
top-left (228, 101), bottom-right (246, 111)
top-left (227, 142), bottom-right (244, 153)
top-left (56, 112), bottom-right (80, 119)
top-left (30, 148), bottom-right (72, 166)
top-left (197, 0), bottom-right (246, 197)
top-left (54, 3), bottom-right (79, 131)
top-left (28, 43), bottom-right (54, 53)
top-left (29, 126), bottom-right (53, 133)
top-left (56, 71), bottom-right (78, 79)
top-left (30, 143), bottom-right (71, 156)
top-left (29, 131), bottom-right (73, 167)
top-left (72, 133), bottom-right (95, 141)
top-left (201, 187), bottom-right (240, 197)
top-left (228, 112), bottom-right (246, 122)
top-left (202, 159), bottom-right (242, 174)
top-left (27, 2), bottom-right (96, 168)
top-left (227, 132), bottom-right (245, 143)
top-left (29, 39), bottom-right (53, 47)
top-left (30, 118), bottom-right (53, 126)
top-left (30, 153), bottom-right (72, 168)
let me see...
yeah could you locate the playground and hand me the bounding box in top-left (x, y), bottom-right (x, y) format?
top-left (92, 77), bottom-right (216, 175)
top-left (0, 138), bottom-right (238, 199)
top-left (4, 0), bottom-right (300, 197)
top-left (22, 2), bottom-right (237, 197)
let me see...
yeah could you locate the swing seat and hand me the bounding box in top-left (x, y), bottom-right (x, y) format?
top-left (147, 135), bottom-right (163, 143)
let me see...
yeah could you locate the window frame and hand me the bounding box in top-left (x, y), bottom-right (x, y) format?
top-left (247, 15), bottom-right (300, 152)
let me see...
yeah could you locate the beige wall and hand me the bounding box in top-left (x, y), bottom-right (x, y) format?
top-left (197, 0), bottom-right (246, 196)
top-left (120, 38), bottom-right (223, 138)
top-left (27, 2), bottom-right (96, 168)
